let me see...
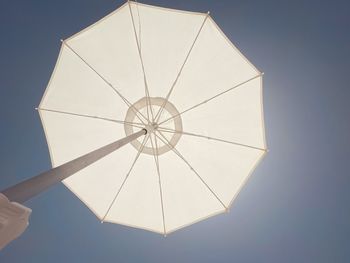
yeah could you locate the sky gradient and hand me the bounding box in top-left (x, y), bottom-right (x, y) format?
top-left (0, 0), bottom-right (349, 262)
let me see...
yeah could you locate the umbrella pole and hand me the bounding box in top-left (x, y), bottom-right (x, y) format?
top-left (0, 129), bottom-right (146, 250)
top-left (1, 128), bottom-right (147, 204)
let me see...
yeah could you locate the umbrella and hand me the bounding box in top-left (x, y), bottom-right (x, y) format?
top-left (3, 0), bottom-right (267, 239)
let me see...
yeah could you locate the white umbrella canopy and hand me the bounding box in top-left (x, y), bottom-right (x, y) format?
top-left (38, 1), bottom-right (267, 235)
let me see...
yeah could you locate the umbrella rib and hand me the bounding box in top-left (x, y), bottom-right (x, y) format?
top-left (135, 0), bottom-right (142, 50)
top-left (128, 1), bottom-right (154, 121)
top-left (149, 134), bottom-right (167, 235)
top-left (153, 13), bottom-right (209, 124)
top-left (154, 134), bottom-right (167, 235)
top-left (62, 41), bottom-right (148, 125)
top-left (155, 130), bottom-right (227, 210)
top-left (158, 74), bottom-right (263, 126)
top-left (157, 127), bottom-right (267, 152)
top-left (38, 107), bottom-right (145, 129)
top-left (102, 135), bottom-right (149, 222)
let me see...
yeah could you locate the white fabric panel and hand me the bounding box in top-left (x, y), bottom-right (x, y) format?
top-left (66, 3), bottom-right (145, 105)
top-left (159, 148), bottom-right (225, 233)
top-left (129, 2), bottom-right (206, 99)
top-left (173, 134), bottom-right (265, 207)
top-left (40, 45), bottom-right (126, 121)
top-left (179, 77), bottom-right (266, 149)
top-left (170, 16), bottom-right (260, 113)
top-left (39, 110), bottom-right (137, 218)
top-left (105, 153), bottom-right (164, 234)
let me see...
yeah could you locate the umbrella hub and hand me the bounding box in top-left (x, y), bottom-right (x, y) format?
top-left (124, 97), bottom-right (183, 156)
top-left (145, 122), bottom-right (158, 134)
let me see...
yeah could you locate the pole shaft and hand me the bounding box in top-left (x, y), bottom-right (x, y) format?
top-left (1, 129), bottom-right (147, 203)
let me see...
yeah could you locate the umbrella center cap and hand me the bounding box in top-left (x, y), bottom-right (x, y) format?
top-left (145, 122), bottom-right (158, 134)
top-left (124, 97), bottom-right (182, 156)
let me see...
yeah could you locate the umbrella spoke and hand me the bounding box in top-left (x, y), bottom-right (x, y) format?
top-left (149, 134), bottom-right (167, 235)
top-left (62, 41), bottom-right (149, 125)
top-left (158, 74), bottom-right (263, 126)
top-left (153, 13), bottom-right (209, 124)
top-left (157, 127), bottom-right (267, 152)
top-left (102, 134), bottom-right (149, 221)
top-left (155, 130), bottom-right (227, 210)
top-left (38, 107), bottom-right (145, 129)
top-left (128, 1), bottom-right (154, 122)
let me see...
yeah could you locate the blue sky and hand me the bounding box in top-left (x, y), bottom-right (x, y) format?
top-left (0, 0), bottom-right (349, 262)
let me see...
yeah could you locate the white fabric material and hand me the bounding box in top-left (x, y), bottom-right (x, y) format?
top-left (128, 3), bottom-right (206, 99)
top-left (39, 110), bottom-right (140, 219)
top-left (104, 153), bottom-right (164, 233)
top-left (170, 16), bottom-right (260, 113)
top-left (180, 77), bottom-right (266, 149)
top-left (174, 135), bottom-right (265, 207)
top-left (159, 148), bottom-right (225, 233)
top-left (65, 3), bottom-right (145, 105)
top-left (40, 45), bottom-right (127, 121)
top-left (39, 2), bottom-right (266, 234)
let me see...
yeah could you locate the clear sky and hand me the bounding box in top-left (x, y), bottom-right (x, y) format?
top-left (0, 0), bottom-right (349, 262)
